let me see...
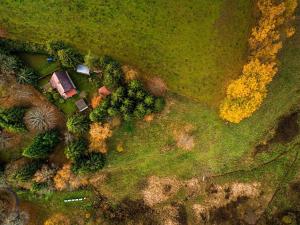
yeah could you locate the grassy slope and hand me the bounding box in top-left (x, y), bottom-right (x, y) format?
top-left (101, 28), bottom-right (300, 200)
top-left (0, 0), bottom-right (252, 104)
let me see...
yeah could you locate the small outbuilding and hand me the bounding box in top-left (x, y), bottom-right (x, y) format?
top-left (76, 65), bottom-right (90, 75)
top-left (98, 86), bottom-right (111, 97)
top-left (75, 99), bottom-right (89, 112)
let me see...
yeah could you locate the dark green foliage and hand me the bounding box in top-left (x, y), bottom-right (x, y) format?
top-left (66, 114), bottom-right (90, 134)
top-left (0, 106), bottom-right (26, 133)
top-left (16, 67), bottom-right (39, 85)
top-left (46, 40), bottom-right (68, 57)
top-left (0, 49), bottom-right (20, 74)
top-left (31, 182), bottom-right (48, 192)
top-left (72, 152), bottom-right (106, 174)
top-left (0, 39), bottom-right (46, 54)
top-left (153, 97), bottom-right (165, 113)
top-left (14, 161), bottom-right (42, 182)
top-left (46, 40), bottom-right (82, 68)
top-left (57, 48), bottom-right (82, 68)
top-left (22, 130), bottom-right (60, 159)
top-left (89, 79), bottom-right (165, 122)
top-left (100, 56), bottom-right (123, 89)
top-left (64, 138), bottom-right (87, 161)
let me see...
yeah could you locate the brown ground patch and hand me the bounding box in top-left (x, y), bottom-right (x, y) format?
top-left (192, 182), bottom-right (269, 225)
top-left (142, 176), bottom-right (181, 206)
top-left (146, 77), bottom-right (168, 97)
top-left (254, 112), bottom-right (299, 156)
top-left (173, 124), bottom-right (196, 151)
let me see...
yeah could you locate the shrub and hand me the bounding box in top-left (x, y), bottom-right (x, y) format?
top-left (66, 114), bottom-right (90, 134)
top-left (46, 40), bottom-right (67, 57)
top-left (22, 130), bottom-right (60, 159)
top-left (0, 106), bottom-right (26, 133)
top-left (89, 123), bottom-right (112, 154)
top-left (16, 67), bottom-right (39, 85)
top-left (84, 50), bottom-right (98, 70)
top-left (64, 138), bottom-right (87, 161)
top-left (14, 161), bottom-right (42, 182)
top-left (0, 50), bottom-right (20, 74)
top-left (72, 153), bottom-right (106, 174)
top-left (153, 97), bottom-right (165, 113)
top-left (57, 48), bottom-right (81, 68)
top-left (0, 39), bottom-right (46, 54)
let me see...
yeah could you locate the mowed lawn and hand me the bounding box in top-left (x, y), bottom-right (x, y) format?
top-left (101, 28), bottom-right (300, 200)
top-left (0, 0), bottom-right (253, 104)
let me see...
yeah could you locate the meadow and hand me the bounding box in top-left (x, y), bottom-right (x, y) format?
top-left (0, 0), bottom-right (253, 104)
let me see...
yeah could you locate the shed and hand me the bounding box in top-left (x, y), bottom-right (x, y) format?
top-left (76, 65), bottom-right (90, 75)
top-left (98, 86), bottom-right (111, 97)
top-left (75, 99), bottom-right (89, 112)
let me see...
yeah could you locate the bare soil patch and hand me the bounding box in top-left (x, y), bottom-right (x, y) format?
top-left (193, 182), bottom-right (268, 225)
top-left (173, 124), bottom-right (196, 151)
top-left (146, 77), bottom-right (168, 97)
top-left (142, 176), bottom-right (181, 206)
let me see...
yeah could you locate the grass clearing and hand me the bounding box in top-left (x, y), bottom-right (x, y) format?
top-left (0, 0), bottom-right (253, 103)
top-left (101, 28), bottom-right (300, 200)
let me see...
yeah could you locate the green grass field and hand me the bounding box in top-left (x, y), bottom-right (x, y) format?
top-left (0, 0), bottom-right (253, 104)
top-left (100, 27), bottom-right (300, 200)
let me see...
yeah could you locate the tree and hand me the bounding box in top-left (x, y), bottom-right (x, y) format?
top-left (66, 114), bottom-right (89, 134)
top-left (89, 123), bottom-right (112, 154)
top-left (84, 50), bottom-right (98, 70)
top-left (0, 51), bottom-right (20, 74)
top-left (153, 97), bottom-right (165, 113)
top-left (16, 67), bottom-right (39, 85)
top-left (91, 95), bottom-right (102, 109)
top-left (14, 161), bottom-right (42, 182)
top-left (72, 152), bottom-right (106, 174)
top-left (24, 106), bottom-right (58, 132)
top-left (57, 48), bottom-right (81, 68)
top-left (64, 138), bottom-right (87, 161)
top-left (46, 40), bottom-right (67, 57)
top-left (0, 106), bottom-right (26, 133)
top-left (22, 130), bottom-right (60, 159)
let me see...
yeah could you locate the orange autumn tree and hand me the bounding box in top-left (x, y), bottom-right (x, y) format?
top-left (89, 122), bottom-right (112, 154)
top-left (91, 95), bottom-right (102, 109)
top-left (220, 0), bottom-right (297, 123)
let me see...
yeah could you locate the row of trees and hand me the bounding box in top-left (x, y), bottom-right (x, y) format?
top-left (220, 0), bottom-right (297, 123)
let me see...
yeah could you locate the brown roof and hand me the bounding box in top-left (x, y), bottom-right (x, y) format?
top-left (75, 99), bottom-right (88, 112)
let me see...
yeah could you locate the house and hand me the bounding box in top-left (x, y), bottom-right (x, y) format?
top-left (50, 71), bottom-right (77, 99)
top-left (98, 86), bottom-right (111, 97)
top-left (75, 99), bottom-right (89, 112)
top-left (76, 64), bottom-right (90, 75)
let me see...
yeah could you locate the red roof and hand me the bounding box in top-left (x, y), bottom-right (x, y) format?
top-left (98, 86), bottom-right (111, 97)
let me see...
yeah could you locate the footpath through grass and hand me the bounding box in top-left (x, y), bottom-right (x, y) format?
top-left (0, 0), bottom-right (253, 104)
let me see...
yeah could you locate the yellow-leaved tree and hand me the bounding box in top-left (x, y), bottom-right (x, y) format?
top-left (89, 122), bottom-right (112, 154)
top-left (220, 0), bottom-right (297, 123)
